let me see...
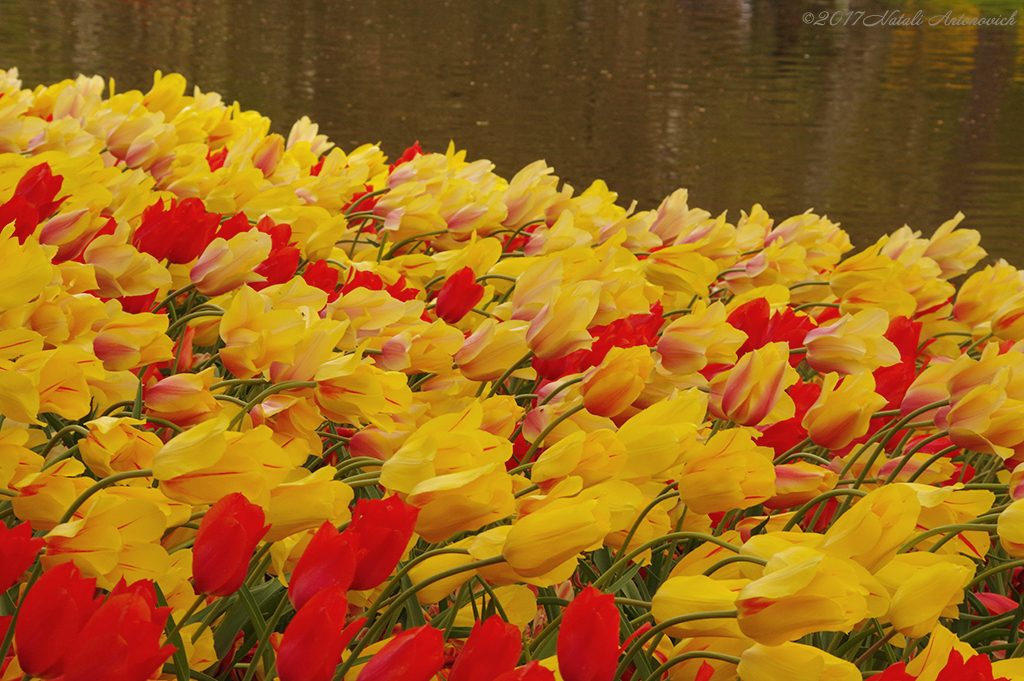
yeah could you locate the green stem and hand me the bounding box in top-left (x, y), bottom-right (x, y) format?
top-left (56, 469), bottom-right (154, 525)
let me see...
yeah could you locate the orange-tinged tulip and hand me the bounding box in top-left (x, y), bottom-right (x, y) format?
top-left (652, 575), bottom-right (748, 638)
top-left (190, 230), bottom-right (272, 296)
top-left (92, 312), bottom-right (174, 371)
top-left (454, 319), bottom-right (531, 382)
top-left (657, 300), bottom-right (747, 375)
top-left (736, 547), bottom-right (889, 646)
top-left (531, 430), bottom-right (627, 488)
top-left (525, 281), bottom-right (600, 360)
top-left (12, 458), bottom-right (92, 531)
top-left (468, 525), bottom-right (579, 588)
top-left (677, 429), bottom-right (775, 515)
top-left (708, 342), bottom-right (798, 426)
top-left (803, 309), bottom-right (900, 375)
top-left (819, 483), bottom-right (920, 572)
top-left (923, 212), bottom-right (985, 279)
top-left (736, 642), bottom-right (860, 681)
top-left (763, 462), bottom-right (837, 510)
top-left (580, 345), bottom-right (653, 417)
top-left (802, 372), bottom-right (887, 450)
top-left (503, 498), bottom-right (611, 579)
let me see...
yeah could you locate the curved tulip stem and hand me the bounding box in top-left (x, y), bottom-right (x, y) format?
top-left (613, 610), bottom-right (739, 680)
top-left (519, 403), bottom-right (586, 463)
top-left (781, 488), bottom-right (869, 532)
top-left (968, 559), bottom-right (1024, 590)
top-left (227, 381), bottom-right (318, 431)
top-left (483, 350), bottom-right (534, 398)
top-left (56, 469), bottom-right (154, 525)
top-left (593, 533), bottom-right (740, 590)
top-left (701, 554), bottom-right (768, 577)
top-left (333, 555), bottom-right (507, 680)
top-left (643, 651), bottom-right (742, 681)
top-left (898, 522), bottom-right (998, 554)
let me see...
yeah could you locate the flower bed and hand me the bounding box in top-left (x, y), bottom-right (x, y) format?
top-left (0, 67), bottom-right (1023, 681)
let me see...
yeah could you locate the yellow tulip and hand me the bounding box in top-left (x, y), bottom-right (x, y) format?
top-left (737, 642), bottom-right (860, 681)
top-left (874, 552), bottom-right (974, 639)
top-left (677, 429), bottom-right (775, 515)
top-left (736, 547), bottom-right (889, 646)
top-left (802, 372), bottom-right (888, 450)
top-left (819, 483), bottom-right (920, 572)
top-left (79, 416), bottom-right (162, 478)
top-left (580, 345), bottom-right (654, 417)
top-left (503, 497), bottom-right (611, 579)
top-left (652, 575), bottom-right (748, 638)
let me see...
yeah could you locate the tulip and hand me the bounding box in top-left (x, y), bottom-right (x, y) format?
top-left (131, 196), bottom-right (220, 264)
top-left (525, 281), bottom-right (601, 360)
top-left (708, 342), bottom-right (798, 426)
top-left (557, 586), bottom-right (619, 681)
top-left (345, 496), bottom-right (419, 591)
top-left (436, 266), bottom-right (485, 323)
top-left (288, 521), bottom-right (358, 611)
top-left (192, 493), bottom-right (270, 597)
top-left (355, 625), bottom-right (445, 681)
top-left (803, 309), bottom-right (900, 375)
top-left (277, 587), bottom-right (363, 681)
top-left (580, 345), bottom-right (654, 417)
top-left (651, 575), bottom-right (748, 639)
top-left (0, 521), bottom-right (43, 593)
top-left (79, 416), bottom-right (162, 478)
top-left (449, 615), bottom-right (523, 681)
top-left (190, 230), bottom-right (272, 296)
top-left (677, 429), bottom-right (775, 515)
top-left (819, 483), bottom-right (920, 573)
top-left (736, 642), bottom-right (860, 681)
top-left (801, 372), bottom-right (887, 450)
top-left (873, 552), bottom-right (974, 639)
top-left (60, 579), bottom-right (176, 681)
top-left (504, 499), bottom-right (610, 579)
top-left (15, 562), bottom-right (100, 679)
top-left (657, 300), bottom-right (747, 375)
top-left (736, 547), bottom-right (889, 646)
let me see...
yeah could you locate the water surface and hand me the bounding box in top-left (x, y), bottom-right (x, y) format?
top-left (2, 0), bottom-right (1023, 261)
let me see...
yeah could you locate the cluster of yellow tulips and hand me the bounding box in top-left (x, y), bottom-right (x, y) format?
top-left (1, 67), bottom-right (1024, 681)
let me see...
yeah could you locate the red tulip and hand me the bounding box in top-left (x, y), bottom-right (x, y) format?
top-left (193, 493), bottom-right (270, 597)
top-left (288, 521), bottom-right (358, 610)
top-left (0, 521), bottom-right (43, 593)
top-left (493, 661), bottom-right (556, 681)
top-left (556, 587), bottom-right (620, 681)
top-left (14, 562), bottom-right (100, 678)
top-left (277, 586), bottom-right (364, 681)
top-left (435, 267), bottom-right (485, 324)
top-left (355, 625), bottom-right (444, 681)
top-left (345, 496), bottom-right (419, 591)
top-left (132, 197), bottom-right (222, 264)
top-left (449, 615), bottom-right (522, 681)
top-left (60, 579), bottom-right (176, 681)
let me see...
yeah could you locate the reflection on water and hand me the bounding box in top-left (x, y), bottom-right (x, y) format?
top-left (1, 0), bottom-right (1022, 261)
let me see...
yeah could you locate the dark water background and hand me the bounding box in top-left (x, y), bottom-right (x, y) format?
top-left (2, 0), bottom-right (1023, 262)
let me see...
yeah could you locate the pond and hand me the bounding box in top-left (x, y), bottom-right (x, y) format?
top-left (2, 0), bottom-right (1023, 262)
